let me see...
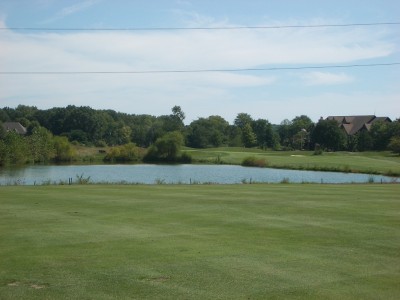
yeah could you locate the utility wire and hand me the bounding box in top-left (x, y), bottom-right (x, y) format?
top-left (1, 22), bottom-right (399, 31)
top-left (1, 62), bottom-right (399, 75)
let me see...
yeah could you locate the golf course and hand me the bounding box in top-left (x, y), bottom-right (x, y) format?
top-left (1, 184), bottom-right (399, 299)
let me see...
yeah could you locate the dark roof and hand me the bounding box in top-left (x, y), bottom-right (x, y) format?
top-left (326, 115), bottom-right (391, 135)
top-left (2, 122), bottom-right (27, 135)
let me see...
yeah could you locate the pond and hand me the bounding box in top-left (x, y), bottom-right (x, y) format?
top-left (0, 164), bottom-right (397, 185)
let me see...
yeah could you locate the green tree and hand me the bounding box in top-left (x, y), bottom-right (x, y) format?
top-left (370, 121), bottom-right (392, 150)
top-left (278, 119), bottom-right (292, 149)
top-left (0, 131), bottom-right (28, 165)
top-left (0, 121), bottom-right (5, 139)
top-left (388, 136), bottom-right (400, 155)
top-left (290, 115), bottom-right (313, 133)
top-left (252, 119), bottom-right (273, 149)
top-left (144, 131), bottom-right (184, 162)
top-left (242, 123), bottom-right (257, 148)
top-left (357, 130), bottom-right (373, 151)
top-left (234, 113), bottom-right (253, 130)
top-left (28, 126), bottom-right (54, 163)
top-left (129, 114), bottom-right (157, 147)
top-left (0, 109), bottom-right (10, 122)
top-left (53, 136), bottom-right (76, 162)
top-left (234, 113), bottom-right (257, 147)
top-left (227, 125), bottom-right (242, 147)
top-left (171, 105), bottom-right (185, 122)
top-left (311, 119), bottom-right (346, 151)
top-left (187, 116), bottom-right (229, 148)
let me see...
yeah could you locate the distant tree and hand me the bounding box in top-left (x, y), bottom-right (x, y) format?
top-left (187, 116), bottom-right (229, 148)
top-left (28, 126), bottom-right (54, 163)
top-left (271, 131), bottom-right (281, 150)
top-left (15, 105), bottom-right (38, 121)
top-left (117, 125), bottom-right (132, 145)
top-left (252, 119), bottom-right (273, 149)
top-left (233, 113), bottom-right (258, 147)
top-left (53, 136), bottom-right (76, 162)
top-left (234, 113), bottom-right (253, 130)
top-left (370, 121), bottom-right (392, 150)
top-left (290, 115), bottom-right (313, 134)
top-left (0, 121), bottom-right (5, 139)
top-left (171, 105), bottom-right (185, 122)
top-left (0, 109), bottom-right (10, 122)
top-left (278, 119), bottom-right (292, 149)
top-left (311, 119), bottom-right (346, 151)
top-left (144, 131), bottom-right (184, 162)
top-left (69, 129), bottom-right (89, 144)
top-left (388, 136), bottom-right (400, 155)
top-left (242, 123), bottom-right (257, 148)
top-left (227, 125), bottom-right (242, 147)
top-left (129, 114), bottom-right (157, 147)
top-left (0, 131), bottom-right (28, 165)
top-left (357, 130), bottom-right (373, 151)
top-left (152, 106), bottom-right (186, 136)
top-left (290, 115), bottom-right (313, 150)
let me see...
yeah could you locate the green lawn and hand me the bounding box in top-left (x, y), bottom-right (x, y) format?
top-left (187, 147), bottom-right (400, 176)
top-left (1, 184), bottom-right (399, 299)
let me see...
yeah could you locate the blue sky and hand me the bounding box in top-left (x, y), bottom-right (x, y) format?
top-left (0, 0), bottom-right (399, 124)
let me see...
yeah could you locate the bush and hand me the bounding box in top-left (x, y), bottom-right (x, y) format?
top-left (53, 136), bottom-right (76, 162)
top-left (104, 143), bottom-right (143, 162)
top-left (241, 156), bottom-right (268, 168)
top-left (313, 144), bottom-right (323, 155)
top-left (179, 152), bottom-right (192, 163)
top-left (95, 140), bottom-right (107, 147)
top-left (143, 131), bottom-right (184, 162)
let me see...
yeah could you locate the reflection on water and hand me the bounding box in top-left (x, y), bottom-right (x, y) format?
top-left (0, 164), bottom-right (396, 185)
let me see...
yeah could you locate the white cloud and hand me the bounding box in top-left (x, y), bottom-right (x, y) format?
top-left (41, 0), bottom-right (102, 24)
top-left (0, 18), bottom-right (398, 122)
top-left (301, 72), bottom-right (354, 85)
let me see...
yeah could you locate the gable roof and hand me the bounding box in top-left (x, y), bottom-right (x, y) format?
top-left (327, 115), bottom-right (391, 135)
top-left (2, 122), bottom-right (27, 135)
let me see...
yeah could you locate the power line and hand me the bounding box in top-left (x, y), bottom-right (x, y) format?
top-left (1, 62), bottom-right (399, 75)
top-left (1, 22), bottom-right (399, 31)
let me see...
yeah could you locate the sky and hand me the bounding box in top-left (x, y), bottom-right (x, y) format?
top-left (0, 0), bottom-right (399, 124)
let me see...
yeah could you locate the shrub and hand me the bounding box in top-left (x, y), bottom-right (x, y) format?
top-left (313, 144), bottom-right (323, 155)
top-left (143, 131), bottom-right (184, 162)
top-left (241, 156), bottom-right (268, 168)
top-left (104, 143), bottom-right (142, 163)
top-left (280, 177), bottom-right (290, 184)
top-left (95, 140), bottom-right (107, 147)
top-left (53, 136), bottom-right (76, 162)
top-left (76, 173), bottom-right (91, 184)
top-left (179, 152), bottom-right (192, 163)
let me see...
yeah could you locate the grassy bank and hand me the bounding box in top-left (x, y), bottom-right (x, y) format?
top-left (187, 147), bottom-right (400, 176)
top-left (73, 145), bottom-right (400, 176)
top-left (1, 184), bottom-right (399, 299)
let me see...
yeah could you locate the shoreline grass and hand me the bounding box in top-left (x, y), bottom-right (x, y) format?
top-left (1, 184), bottom-right (399, 299)
top-left (186, 148), bottom-right (400, 176)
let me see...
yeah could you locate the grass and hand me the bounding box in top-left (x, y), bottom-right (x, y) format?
top-left (72, 145), bottom-right (400, 176)
top-left (1, 184), bottom-right (399, 299)
top-left (186, 147), bottom-right (400, 176)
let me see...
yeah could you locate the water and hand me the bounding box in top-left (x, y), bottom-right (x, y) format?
top-left (0, 164), bottom-right (396, 185)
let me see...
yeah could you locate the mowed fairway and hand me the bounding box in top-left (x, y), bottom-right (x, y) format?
top-left (1, 184), bottom-right (399, 299)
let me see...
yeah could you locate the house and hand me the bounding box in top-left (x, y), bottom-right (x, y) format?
top-left (2, 122), bottom-right (27, 135)
top-left (326, 115), bottom-right (391, 136)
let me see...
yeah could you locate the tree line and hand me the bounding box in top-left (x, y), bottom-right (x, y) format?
top-left (0, 104), bottom-right (399, 165)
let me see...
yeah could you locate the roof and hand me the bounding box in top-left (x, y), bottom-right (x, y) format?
top-left (2, 122), bottom-right (27, 135)
top-left (326, 115), bottom-right (391, 135)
